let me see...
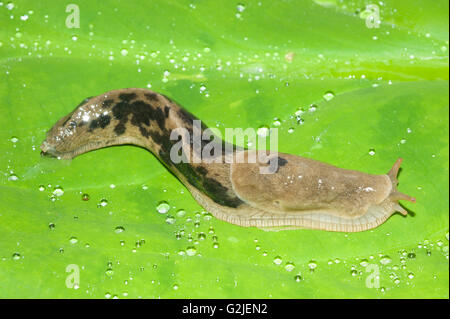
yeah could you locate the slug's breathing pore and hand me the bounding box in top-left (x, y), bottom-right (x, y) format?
top-left (41, 88), bottom-right (415, 232)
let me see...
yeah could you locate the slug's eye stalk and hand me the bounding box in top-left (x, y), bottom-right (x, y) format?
top-left (387, 158), bottom-right (416, 216)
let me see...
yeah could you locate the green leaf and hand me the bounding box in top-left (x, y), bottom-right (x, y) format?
top-left (0, 0), bottom-right (448, 298)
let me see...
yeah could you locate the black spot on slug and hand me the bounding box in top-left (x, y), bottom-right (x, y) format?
top-left (112, 98), bottom-right (166, 136)
top-left (89, 114), bottom-right (111, 131)
top-left (144, 93), bottom-right (159, 102)
top-left (119, 93), bottom-right (137, 102)
top-left (114, 123), bottom-right (126, 135)
top-left (196, 166), bottom-right (208, 175)
top-left (101, 99), bottom-right (114, 108)
top-left (164, 106), bottom-right (170, 118)
top-left (278, 157), bottom-right (288, 167)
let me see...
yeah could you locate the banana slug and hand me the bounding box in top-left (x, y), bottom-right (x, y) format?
top-left (40, 88), bottom-right (415, 232)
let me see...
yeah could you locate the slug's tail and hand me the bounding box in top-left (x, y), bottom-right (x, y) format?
top-left (387, 158), bottom-right (416, 216)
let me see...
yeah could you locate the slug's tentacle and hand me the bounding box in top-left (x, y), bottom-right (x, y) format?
top-left (40, 88), bottom-right (415, 232)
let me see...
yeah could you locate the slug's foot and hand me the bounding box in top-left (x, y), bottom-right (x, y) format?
top-left (387, 158), bottom-right (416, 216)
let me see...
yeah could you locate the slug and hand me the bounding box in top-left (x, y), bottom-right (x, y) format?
top-left (40, 88), bottom-right (415, 232)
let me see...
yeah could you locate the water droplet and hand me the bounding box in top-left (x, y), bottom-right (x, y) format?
top-left (308, 260), bottom-right (317, 270)
top-left (165, 216), bottom-right (176, 224)
top-left (408, 272), bottom-right (415, 279)
top-left (213, 242), bottom-right (220, 249)
top-left (81, 193), bottom-right (90, 201)
top-left (48, 223), bottom-right (55, 230)
top-left (12, 253), bottom-right (21, 260)
top-left (120, 49), bottom-right (128, 56)
top-left (105, 268), bottom-right (114, 277)
top-left (257, 126), bottom-right (270, 138)
top-left (323, 91), bottom-right (335, 101)
top-left (309, 104), bottom-right (318, 112)
top-left (288, 127), bottom-right (295, 134)
top-left (380, 255), bottom-right (392, 265)
top-left (360, 259), bottom-right (369, 267)
top-left (156, 201), bottom-right (170, 214)
top-left (8, 174), bottom-right (18, 181)
top-left (407, 252), bottom-right (416, 259)
top-left (69, 237), bottom-right (78, 244)
top-left (236, 4), bottom-right (246, 12)
top-left (115, 226), bottom-right (125, 233)
top-left (273, 118), bottom-right (281, 126)
top-left (98, 198), bottom-right (108, 207)
top-left (350, 269), bottom-right (358, 276)
top-left (273, 256), bottom-right (283, 265)
top-left (173, 284), bottom-right (179, 290)
top-left (53, 186), bottom-right (64, 197)
top-left (294, 275), bottom-right (302, 282)
top-left (10, 136), bottom-right (19, 143)
top-left (176, 209), bottom-right (186, 217)
top-left (6, 2), bottom-right (14, 10)
top-left (198, 232), bottom-right (206, 240)
top-left (368, 149), bottom-right (376, 156)
top-left (38, 185), bottom-right (45, 191)
top-left (284, 262), bottom-right (295, 272)
top-left (186, 247), bottom-right (197, 256)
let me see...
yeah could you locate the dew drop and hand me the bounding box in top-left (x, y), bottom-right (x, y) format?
top-left (120, 49), bottom-right (128, 56)
top-left (257, 126), bottom-right (270, 138)
top-left (81, 193), bottom-right (90, 201)
top-left (165, 216), bottom-right (176, 224)
top-left (323, 91), bottom-right (335, 101)
top-left (177, 209), bottom-right (186, 217)
top-left (115, 226), bottom-right (125, 234)
top-left (8, 174), bottom-right (18, 181)
top-left (368, 149), bottom-right (376, 156)
top-left (53, 186), bottom-right (64, 197)
top-left (284, 262), bottom-right (295, 272)
top-left (12, 253), bottom-right (21, 260)
top-left (69, 237), bottom-right (78, 244)
top-left (308, 260), bottom-right (317, 270)
top-left (38, 185), bottom-right (45, 191)
top-left (273, 256), bottom-right (283, 265)
top-left (98, 198), bottom-right (108, 207)
top-left (186, 247), bottom-right (197, 256)
top-left (156, 201), bottom-right (170, 214)
top-left (48, 222), bottom-right (55, 230)
top-left (380, 255), bottom-right (392, 265)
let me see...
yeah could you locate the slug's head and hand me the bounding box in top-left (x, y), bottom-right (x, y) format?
top-left (40, 97), bottom-right (114, 159)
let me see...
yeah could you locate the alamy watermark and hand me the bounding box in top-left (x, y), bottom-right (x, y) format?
top-left (365, 264), bottom-right (380, 289)
top-left (65, 264), bottom-right (80, 289)
top-left (65, 4), bottom-right (80, 28)
top-left (361, 4), bottom-right (381, 29)
top-left (169, 120), bottom-right (280, 174)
